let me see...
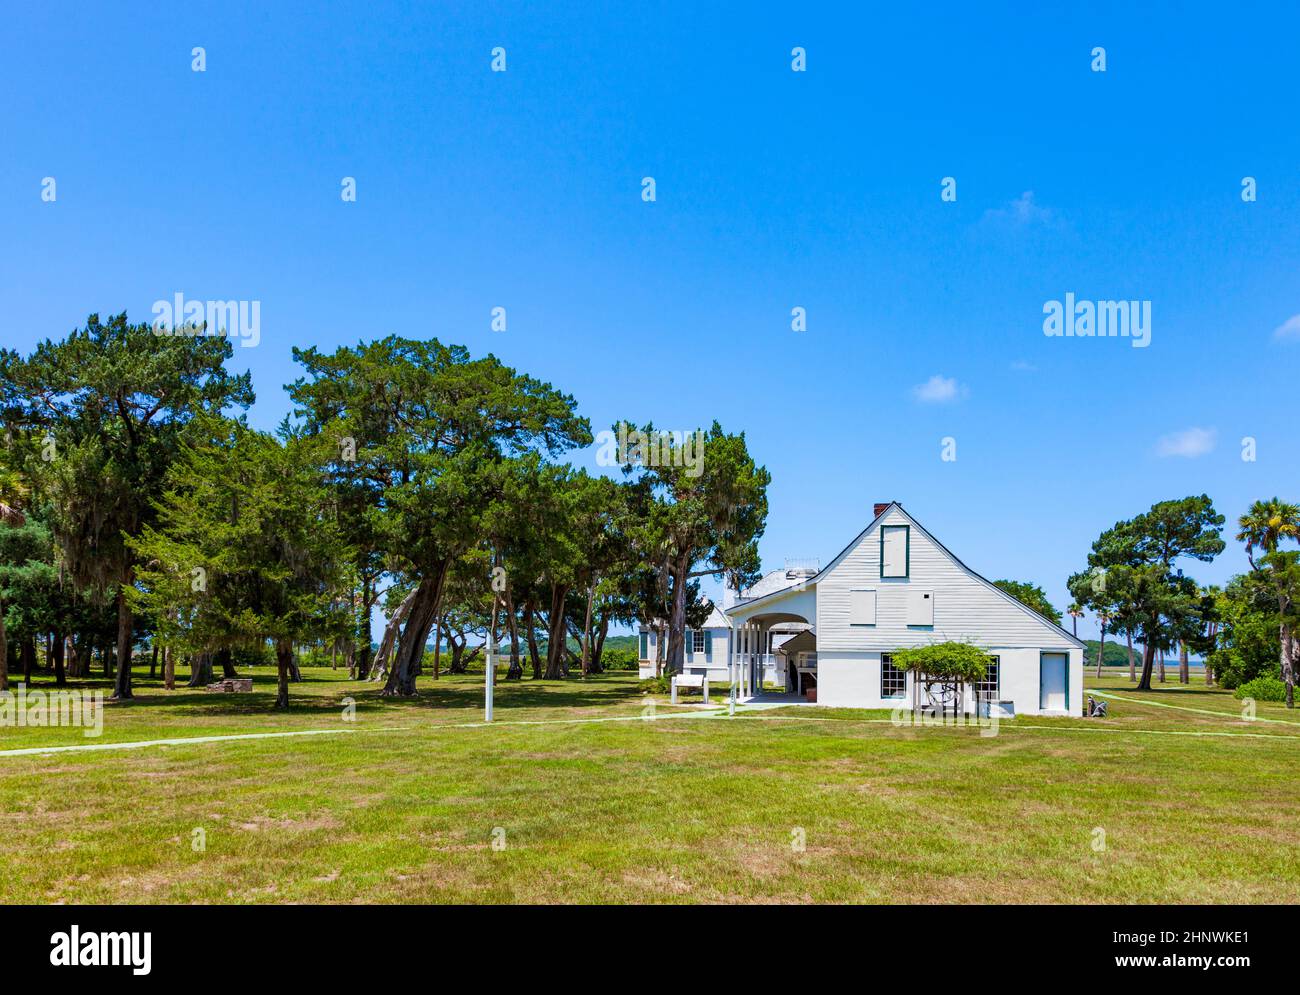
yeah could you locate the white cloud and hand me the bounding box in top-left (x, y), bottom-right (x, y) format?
top-left (1272, 314), bottom-right (1300, 341)
top-left (982, 191), bottom-right (1053, 226)
top-left (1156, 427), bottom-right (1217, 458)
top-left (912, 374), bottom-right (967, 403)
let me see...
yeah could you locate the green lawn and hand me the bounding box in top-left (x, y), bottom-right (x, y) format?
top-left (1, 665), bottom-right (1297, 903)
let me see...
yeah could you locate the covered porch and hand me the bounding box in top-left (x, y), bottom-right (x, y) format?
top-left (726, 608), bottom-right (817, 702)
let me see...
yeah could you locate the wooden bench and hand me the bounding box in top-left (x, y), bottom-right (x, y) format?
top-left (670, 672), bottom-right (709, 704)
top-left (206, 678), bottom-right (253, 693)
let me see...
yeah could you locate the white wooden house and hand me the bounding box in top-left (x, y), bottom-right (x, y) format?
top-left (719, 502), bottom-right (1084, 716)
top-left (728, 504), bottom-right (1081, 712)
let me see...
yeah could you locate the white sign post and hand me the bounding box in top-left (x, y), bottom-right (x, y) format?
top-left (485, 627), bottom-right (495, 723)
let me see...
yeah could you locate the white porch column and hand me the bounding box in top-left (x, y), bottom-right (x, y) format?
top-left (743, 624), bottom-right (751, 699)
top-left (743, 621), bottom-right (754, 697)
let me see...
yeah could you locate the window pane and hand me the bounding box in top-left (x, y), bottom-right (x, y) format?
top-left (881, 653), bottom-right (906, 698)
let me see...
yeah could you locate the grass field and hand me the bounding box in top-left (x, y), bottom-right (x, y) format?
top-left (1, 664), bottom-right (1297, 904)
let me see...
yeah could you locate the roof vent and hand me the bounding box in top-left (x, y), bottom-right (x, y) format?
top-left (784, 557), bottom-right (819, 579)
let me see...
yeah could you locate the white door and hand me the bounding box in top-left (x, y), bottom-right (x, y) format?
top-left (1040, 653), bottom-right (1067, 712)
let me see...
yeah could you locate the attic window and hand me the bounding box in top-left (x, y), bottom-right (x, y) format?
top-left (880, 525), bottom-right (909, 578)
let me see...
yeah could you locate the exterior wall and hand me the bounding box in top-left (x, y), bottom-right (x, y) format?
top-left (816, 507), bottom-right (1079, 653)
top-left (809, 506), bottom-right (1083, 716)
top-left (637, 626), bottom-right (789, 684)
top-left (638, 627), bottom-right (732, 680)
top-left (815, 646), bottom-right (1084, 716)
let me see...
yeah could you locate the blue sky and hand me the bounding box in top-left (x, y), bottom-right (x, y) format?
top-left (3, 2), bottom-right (1298, 640)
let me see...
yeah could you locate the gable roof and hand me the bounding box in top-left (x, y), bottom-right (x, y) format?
top-left (726, 501), bottom-right (1085, 648)
top-left (640, 603), bottom-right (730, 631)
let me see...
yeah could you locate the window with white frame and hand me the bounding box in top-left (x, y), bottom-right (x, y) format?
top-left (881, 653), bottom-right (906, 699)
top-left (692, 630), bottom-right (706, 654)
top-left (974, 655), bottom-right (999, 697)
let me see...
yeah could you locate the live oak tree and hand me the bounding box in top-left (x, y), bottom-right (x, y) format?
top-left (287, 338), bottom-right (589, 696)
top-left (1077, 495), bottom-right (1225, 691)
top-left (5, 314), bottom-right (252, 699)
top-left (131, 421), bottom-right (350, 708)
top-left (616, 421), bottom-right (769, 674)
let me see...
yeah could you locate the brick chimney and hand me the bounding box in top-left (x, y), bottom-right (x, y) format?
top-left (873, 502), bottom-right (892, 517)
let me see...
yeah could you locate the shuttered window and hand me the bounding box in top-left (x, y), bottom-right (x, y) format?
top-left (880, 525), bottom-right (909, 578)
top-left (849, 589), bottom-right (877, 625)
top-left (906, 590), bottom-right (934, 626)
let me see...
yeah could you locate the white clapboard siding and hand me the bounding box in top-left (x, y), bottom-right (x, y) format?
top-left (817, 507), bottom-right (1075, 652)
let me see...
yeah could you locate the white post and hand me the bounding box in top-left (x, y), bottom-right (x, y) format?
top-left (485, 605), bottom-right (496, 723)
top-left (748, 624), bottom-right (759, 697)
top-left (728, 624), bottom-right (736, 715)
top-left (739, 625), bottom-right (747, 700)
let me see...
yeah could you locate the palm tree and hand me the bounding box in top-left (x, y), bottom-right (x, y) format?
top-left (1237, 498), bottom-right (1300, 707)
top-left (1201, 584), bottom-right (1222, 686)
top-left (1095, 609), bottom-right (1113, 678)
top-left (1067, 602), bottom-right (1084, 639)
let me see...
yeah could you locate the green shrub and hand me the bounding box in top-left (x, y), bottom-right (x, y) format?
top-left (1210, 648), bottom-right (1278, 690)
top-left (600, 646), bottom-right (639, 671)
top-left (1233, 676), bottom-right (1289, 703)
top-left (638, 676), bottom-right (672, 695)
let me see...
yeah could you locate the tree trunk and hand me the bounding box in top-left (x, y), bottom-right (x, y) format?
top-left (1158, 648), bottom-right (1166, 683)
top-left (666, 553), bottom-right (689, 675)
top-left (287, 656), bottom-right (302, 681)
top-left (524, 601), bottom-right (541, 679)
top-left (21, 634), bottom-right (35, 685)
top-left (1126, 630), bottom-right (1135, 682)
top-left (187, 651), bottom-right (214, 687)
top-left (52, 629), bottom-right (66, 686)
top-left (216, 647), bottom-right (239, 679)
top-left (543, 583), bottom-right (569, 679)
top-left (1095, 626), bottom-right (1106, 678)
top-left (385, 569), bottom-right (447, 696)
top-left (1136, 639), bottom-right (1158, 691)
top-left (274, 640), bottom-right (293, 709)
top-left (448, 634), bottom-right (467, 674)
top-left (372, 586), bottom-right (417, 681)
top-left (111, 583), bottom-right (134, 700)
top-left (432, 619), bottom-right (442, 680)
top-left (593, 615), bottom-right (609, 668)
top-left (504, 589), bottom-right (522, 680)
top-left (163, 645), bottom-right (175, 690)
top-left (0, 604), bottom-right (10, 692)
top-left (1281, 620), bottom-right (1295, 709)
top-left (581, 579), bottom-right (595, 677)
top-left (1178, 640), bottom-right (1189, 684)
